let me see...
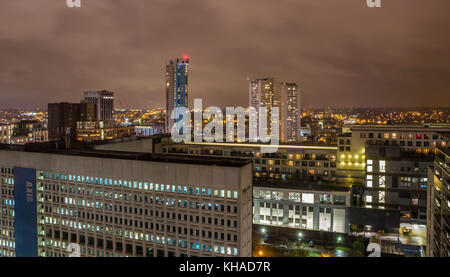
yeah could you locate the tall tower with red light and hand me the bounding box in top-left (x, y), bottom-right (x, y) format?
top-left (165, 56), bottom-right (189, 133)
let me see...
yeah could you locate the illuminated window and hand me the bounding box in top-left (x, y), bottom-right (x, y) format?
top-left (302, 193), bottom-right (314, 204)
top-left (365, 195), bottom-right (372, 203)
top-left (379, 191), bottom-right (385, 203)
top-left (379, 176), bottom-right (385, 188)
top-left (288, 193), bottom-right (301, 202)
top-left (272, 191), bottom-right (283, 200)
top-left (380, 161), bottom-right (386, 173)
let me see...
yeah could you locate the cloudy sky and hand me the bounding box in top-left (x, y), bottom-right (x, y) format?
top-left (0, 0), bottom-right (449, 109)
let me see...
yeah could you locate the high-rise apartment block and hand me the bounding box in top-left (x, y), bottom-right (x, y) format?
top-left (249, 78), bottom-right (300, 142)
top-left (426, 135), bottom-right (450, 257)
top-left (83, 90), bottom-right (115, 123)
top-left (166, 57), bottom-right (189, 133)
top-left (337, 124), bottom-right (450, 225)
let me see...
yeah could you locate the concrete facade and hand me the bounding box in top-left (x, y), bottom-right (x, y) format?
top-left (0, 146), bottom-right (253, 257)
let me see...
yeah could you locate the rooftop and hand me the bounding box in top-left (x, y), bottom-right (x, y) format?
top-left (254, 179), bottom-right (352, 193)
top-left (91, 133), bottom-right (337, 150)
top-left (344, 124), bottom-right (450, 132)
top-left (0, 141), bottom-right (252, 168)
top-left (183, 141), bottom-right (337, 150)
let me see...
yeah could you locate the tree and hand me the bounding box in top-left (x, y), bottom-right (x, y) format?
top-left (352, 236), bottom-right (366, 257)
top-left (292, 248), bottom-right (309, 257)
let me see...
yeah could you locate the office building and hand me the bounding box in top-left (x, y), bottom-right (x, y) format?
top-left (166, 57), bottom-right (189, 133)
top-left (249, 78), bottom-right (300, 142)
top-left (253, 181), bottom-right (350, 234)
top-left (76, 122), bottom-right (136, 142)
top-left (0, 142), bottom-right (253, 257)
top-left (83, 90), bottom-right (115, 123)
top-left (48, 102), bottom-right (96, 140)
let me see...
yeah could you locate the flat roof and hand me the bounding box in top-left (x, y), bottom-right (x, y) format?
top-left (345, 124), bottom-right (450, 132)
top-left (92, 134), bottom-right (336, 150)
top-left (183, 141), bottom-right (337, 150)
top-left (89, 134), bottom-right (170, 146)
top-left (254, 179), bottom-right (352, 193)
top-left (0, 142), bottom-right (252, 168)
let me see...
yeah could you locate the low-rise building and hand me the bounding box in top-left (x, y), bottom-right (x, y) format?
top-left (76, 122), bottom-right (136, 142)
top-left (0, 124), bottom-right (12, 144)
top-left (253, 180), bottom-right (350, 234)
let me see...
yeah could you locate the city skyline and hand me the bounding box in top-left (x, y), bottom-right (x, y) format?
top-left (1, 0), bottom-right (450, 109)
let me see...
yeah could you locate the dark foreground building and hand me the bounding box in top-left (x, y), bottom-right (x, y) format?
top-left (426, 141), bottom-right (450, 257)
top-left (0, 142), bottom-right (253, 257)
top-left (48, 102), bottom-right (96, 140)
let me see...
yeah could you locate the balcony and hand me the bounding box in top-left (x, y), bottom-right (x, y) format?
top-left (443, 216), bottom-right (450, 229)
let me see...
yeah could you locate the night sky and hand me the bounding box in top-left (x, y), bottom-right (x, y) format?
top-left (0, 0), bottom-right (449, 109)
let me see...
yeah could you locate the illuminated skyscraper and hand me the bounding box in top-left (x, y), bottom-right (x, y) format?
top-left (83, 90), bottom-right (115, 123)
top-left (165, 57), bottom-right (189, 133)
top-left (249, 78), bottom-right (301, 142)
